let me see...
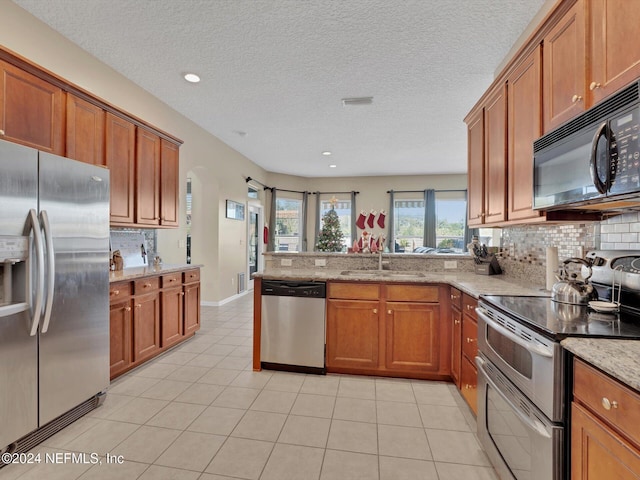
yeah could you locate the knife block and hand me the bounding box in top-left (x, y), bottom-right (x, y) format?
top-left (474, 255), bottom-right (502, 275)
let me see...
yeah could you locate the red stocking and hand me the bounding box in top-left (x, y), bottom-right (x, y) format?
top-left (355, 211), bottom-right (366, 230)
top-left (367, 210), bottom-right (376, 229)
top-left (377, 210), bottom-right (386, 229)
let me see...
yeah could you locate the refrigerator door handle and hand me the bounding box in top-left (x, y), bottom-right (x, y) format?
top-left (23, 209), bottom-right (44, 336)
top-left (40, 210), bottom-right (55, 334)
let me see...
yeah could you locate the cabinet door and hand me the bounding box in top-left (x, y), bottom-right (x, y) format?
top-left (385, 302), bottom-right (440, 373)
top-left (543, 0), bottom-right (586, 132)
top-left (184, 282), bottom-right (200, 335)
top-left (160, 139), bottom-right (179, 227)
top-left (460, 355), bottom-right (478, 416)
top-left (161, 286), bottom-right (184, 348)
top-left (484, 84), bottom-right (507, 224)
top-left (0, 60), bottom-right (64, 154)
top-left (466, 108), bottom-right (485, 226)
top-left (589, 0), bottom-right (640, 103)
top-left (451, 308), bottom-right (462, 387)
top-left (508, 46), bottom-right (544, 221)
top-left (571, 402), bottom-right (640, 479)
top-left (326, 299), bottom-right (379, 370)
top-left (106, 113), bottom-right (135, 224)
top-left (66, 94), bottom-right (105, 166)
top-left (462, 315), bottom-right (478, 361)
top-left (136, 128), bottom-right (161, 226)
top-left (109, 299), bottom-right (132, 379)
top-left (133, 292), bottom-right (160, 362)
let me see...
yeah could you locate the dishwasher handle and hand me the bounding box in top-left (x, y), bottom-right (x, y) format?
top-left (261, 280), bottom-right (326, 298)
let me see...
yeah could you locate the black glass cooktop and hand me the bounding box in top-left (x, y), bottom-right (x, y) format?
top-left (480, 295), bottom-right (640, 340)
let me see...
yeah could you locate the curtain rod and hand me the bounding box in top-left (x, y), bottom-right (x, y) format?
top-left (245, 176), bottom-right (272, 191)
top-left (386, 189), bottom-right (467, 194)
top-left (312, 191), bottom-right (359, 195)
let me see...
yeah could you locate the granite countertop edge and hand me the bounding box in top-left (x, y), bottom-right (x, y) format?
top-left (110, 263), bottom-right (203, 283)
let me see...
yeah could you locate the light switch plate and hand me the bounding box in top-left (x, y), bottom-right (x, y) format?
top-left (315, 259), bottom-right (327, 267)
top-left (444, 260), bottom-right (457, 269)
top-left (280, 258), bottom-right (292, 267)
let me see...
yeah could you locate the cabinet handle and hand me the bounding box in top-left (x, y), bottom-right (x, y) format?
top-left (0, 129), bottom-right (4, 135)
top-left (124, 306), bottom-right (131, 311)
top-left (466, 337), bottom-right (476, 343)
top-left (602, 397), bottom-right (618, 410)
top-left (571, 94), bottom-right (582, 103)
top-left (135, 304), bottom-right (142, 308)
top-left (144, 283), bottom-right (152, 288)
top-left (111, 290), bottom-right (119, 295)
top-left (373, 308), bottom-right (377, 314)
top-left (181, 292), bottom-right (185, 296)
top-left (466, 304), bottom-right (473, 310)
top-left (590, 81), bottom-right (601, 91)
top-left (454, 319), bottom-right (461, 325)
top-left (388, 309), bottom-right (392, 314)
top-left (465, 384), bottom-right (473, 390)
top-left (169, 278), bottom-right (175, 282)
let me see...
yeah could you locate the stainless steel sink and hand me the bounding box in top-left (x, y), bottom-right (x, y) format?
top-left (339, 270), bottom-right (425, 278)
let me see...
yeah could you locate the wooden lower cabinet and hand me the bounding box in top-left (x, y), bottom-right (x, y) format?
top-left (109, 299), bottom-right (132, 378)
top-left (109, 268), bottom-right (201, 380)
top-left (460, 355), bottom-right (478, 416)
top-left (326, 299), bottom-right (379, 370)
top-left (459, 293), bottom-right (478, 414)
top-left (133, 291), bottom-right (160, 363)
top-left (450, 288), bottom-right (462, 388)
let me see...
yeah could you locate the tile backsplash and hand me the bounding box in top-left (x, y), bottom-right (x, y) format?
top-left (599, 212), bottom-right (640, 250)
top-left (109, 227), bottom-right (157, 264)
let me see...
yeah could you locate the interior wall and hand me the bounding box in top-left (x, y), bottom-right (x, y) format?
top-left (0, 0), bottom-right (268, 303)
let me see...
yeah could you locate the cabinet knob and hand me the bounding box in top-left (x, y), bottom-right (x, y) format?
top-left (135, 304), bottom-right (142, 308)
top-left (466, 304), bottom-right (473, 310)
top-left (373, 308), bottom-right (377, 314)
top-left (571, 94), bottom-right (582, 103)
top-left (112, 290), bottom-right (119, 295)
top-left (590, 81), bottom-right (601, 91)
top-left (466, 337), bottom-right (476, 343)
top-left (0, 129), bottom-right (4, 135)
top-left (169, 278), bottom-right (175, 282)
top-left (388, 309), bottom-right (392, 315)
top-left (465, 384), bottom-right (473, 390)
top-left (181, 292), bottom-right (185, 296)
top-left (124, 306), bottom-right (131, 311)
top-left (144, 283), bottom-right (152, 288)
top-left (454, 319), bottom-right (461, 325)
top-left (602, 397), bottom-right (618, 410)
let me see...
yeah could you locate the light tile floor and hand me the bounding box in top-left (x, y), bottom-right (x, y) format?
top-left (2, 294), bottom-right (498, 480)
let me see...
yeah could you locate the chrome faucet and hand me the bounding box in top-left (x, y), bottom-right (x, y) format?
top-left (378, 251), bottom-right (383, 270)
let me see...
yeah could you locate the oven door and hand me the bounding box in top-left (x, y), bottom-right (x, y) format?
top-left (476, 354), bottom-right (564, 480)
top-left (476, 304), bottom-right (564, 422)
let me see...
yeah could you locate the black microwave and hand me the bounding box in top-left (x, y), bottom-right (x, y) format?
top-left (533, 80), bottom-right (640, 211)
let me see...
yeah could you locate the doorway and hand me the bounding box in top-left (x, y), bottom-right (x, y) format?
top-left (247, 204), bottom-right (263, 291)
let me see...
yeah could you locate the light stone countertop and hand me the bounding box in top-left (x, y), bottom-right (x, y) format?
top-left (110, 263), bottom-right (202, 283)
top-left (255, 269), bottom-right (547, 299)
top-left (561, 338), bottom-right (640, 393)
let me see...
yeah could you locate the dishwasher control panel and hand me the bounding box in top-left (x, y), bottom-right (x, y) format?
top-left (262, 280), bottom-right (326, 298)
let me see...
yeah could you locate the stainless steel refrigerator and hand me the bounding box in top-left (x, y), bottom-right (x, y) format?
top-left (0, 139), bottom-right (110, 456)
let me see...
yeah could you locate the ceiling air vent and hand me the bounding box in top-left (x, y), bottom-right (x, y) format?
top-left (341, 97), bottom-right (373, 106)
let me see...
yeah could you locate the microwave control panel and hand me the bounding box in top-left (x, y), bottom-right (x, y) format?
top-left (610, 106), bottom-right (640, 194)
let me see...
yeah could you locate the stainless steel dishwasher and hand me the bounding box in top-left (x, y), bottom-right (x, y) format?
top-left (260, 280), bottom-right (326, 374)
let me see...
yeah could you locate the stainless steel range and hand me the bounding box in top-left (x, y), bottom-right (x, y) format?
top-left (475, 250), bottom-right (640, 480)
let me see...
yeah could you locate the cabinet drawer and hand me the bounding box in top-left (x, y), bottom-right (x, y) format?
top-left (328, 282), bottom-right (380, 300)
top-left (134, 276), bottom-right (160, 294)
top-left (450, 287), bottom-right (462, 310)
top-left (574, 358), bottom-right (640, 448)
top-left (183, 269), bottom-right (200, 283)
top-left (385, 284), bottom-right (439, 302)
top-left (460, 355), bottom-right (478, 415)
top-left (162, 272), bottom-right (182, 287)
top-left (462, 316), bottom-right (478, 361)
top-left (462, 293), bottom-right (478, 319)
top-left (110, 282), bottom-right (132, 302)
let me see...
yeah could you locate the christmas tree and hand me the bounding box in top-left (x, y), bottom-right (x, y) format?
top-left (316, 204), bottom-right (344, 252)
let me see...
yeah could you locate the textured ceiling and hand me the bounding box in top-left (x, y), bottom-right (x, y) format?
top-left (14, 0), bottom-right (546, 178)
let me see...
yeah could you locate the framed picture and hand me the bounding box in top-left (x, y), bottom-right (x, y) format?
top-left (226, 199), bottom-right (245, 220)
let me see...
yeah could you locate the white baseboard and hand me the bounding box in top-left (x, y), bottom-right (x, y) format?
top-left (201, 289), bottom-right (250, 307)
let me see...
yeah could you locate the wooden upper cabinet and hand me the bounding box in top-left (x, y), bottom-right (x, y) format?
top-left (106, 113), bottom-right (136, 225)
top-left (466, 108), bottom-right (485, 226)
top-left (66, 94), bottom-right (105, 166)
top-left (508, 46), bottom-right (544, 221)
top-left (160, 139), bottom-right (179, 227)
top-left (136, 128), bottom-right (161, 226)
top-left (0, 59), bottom-right (64, 155)
top-left (484, 84), bottom-right (507, 224)
top-left (542, 0), bottom-right (586, 132)
top-left (589, 0), bottom-right (640, 104)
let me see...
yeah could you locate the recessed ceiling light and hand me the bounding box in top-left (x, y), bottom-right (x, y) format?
top-left (184, 73), bottom-right (200, 83)
top-left (329, 164), bottom-right (337, 168)
top-left (234, 130), bottom-right (248, 137)
top-left (322, 151), bottom-right (332, 156)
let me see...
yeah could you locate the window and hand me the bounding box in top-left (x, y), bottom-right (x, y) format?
top-left (393, 199), bottom-right (424, 252)
top-left (248, 185), bottom-right (259, 199)
top-left (393, 191), bottom-right (468, 253)
top-left (275, 197), bottom-right (302, 252)
top-left (319, 197), bottom-right (352, 250)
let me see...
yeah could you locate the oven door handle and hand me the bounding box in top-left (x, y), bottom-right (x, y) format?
top-left (476, 356), bottom-right (552, 439)
top-left (476, 307), bottom-right (553, 358)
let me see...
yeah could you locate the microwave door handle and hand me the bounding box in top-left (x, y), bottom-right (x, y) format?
top-left (476, 356), bottom-right (552, 439)
top-left (39, 210), bottom-right (55, 334)
top-left (23, 209), bottom-right (45, 336)
top-left (476, 307), bottom-right (553, 358)
top-left (590, 122), bottom-right (609, 194)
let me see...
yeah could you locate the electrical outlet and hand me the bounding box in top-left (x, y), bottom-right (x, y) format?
top-left (315, 259), bottom-right (327, 267)
top-left (231, 277), bottom-right (234, 285)
top-left (444, 260), bottom-right (457, 269)
top-left (281, 258), bottom-right (292, 267)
